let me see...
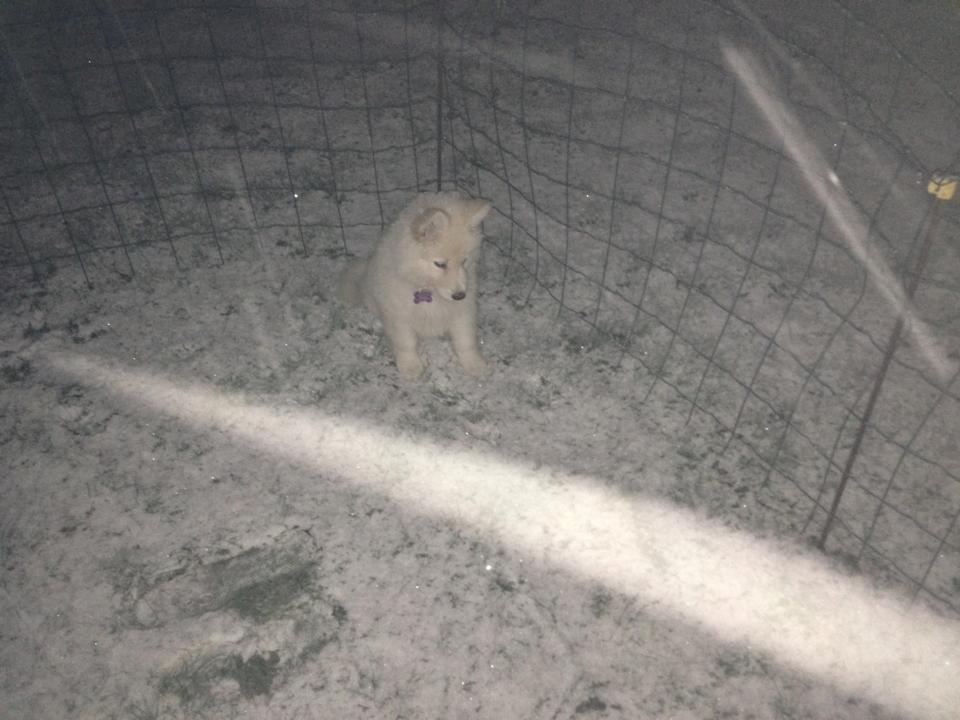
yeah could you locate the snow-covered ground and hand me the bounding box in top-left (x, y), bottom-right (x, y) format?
top-left (2, 1), bottom-right (959, 718)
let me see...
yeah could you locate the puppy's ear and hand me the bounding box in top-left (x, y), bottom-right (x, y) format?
top-left (411, 207), bottom-right (450, 244)
top-left (464, 198), bottom-right (492, 227)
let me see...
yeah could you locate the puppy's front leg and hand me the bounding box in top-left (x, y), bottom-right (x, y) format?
top-left (384, 319), bottom-right (424, 380)
top-left (449, 313), bottom-right (488, 377)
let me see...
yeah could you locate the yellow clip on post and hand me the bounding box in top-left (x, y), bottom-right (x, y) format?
top-left (927, 173), bottom-right (957, 200)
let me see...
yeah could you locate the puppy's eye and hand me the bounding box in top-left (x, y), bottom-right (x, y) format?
top-left (433, 260), bottom-right (447, 269)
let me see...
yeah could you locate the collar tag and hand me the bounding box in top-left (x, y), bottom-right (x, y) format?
top-left (413, 289), bottom-right (432, 304)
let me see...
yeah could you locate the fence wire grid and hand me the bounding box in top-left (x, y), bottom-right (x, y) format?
top-left (2, 0), bottom-right (959, 617)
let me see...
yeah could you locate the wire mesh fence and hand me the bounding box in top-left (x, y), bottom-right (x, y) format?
top-left (2, 0), bottom-right (959, 616)
top-left (0, 1), bottom-right (441, 288)
top-left (440, 0), bottom-right (960, 614)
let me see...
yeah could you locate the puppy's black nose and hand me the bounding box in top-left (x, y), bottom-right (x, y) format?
top-left (451, 290), bottom-right (466, 301)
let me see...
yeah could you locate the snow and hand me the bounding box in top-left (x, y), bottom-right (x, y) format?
top-left (2, 0), bottom-right (960, 718)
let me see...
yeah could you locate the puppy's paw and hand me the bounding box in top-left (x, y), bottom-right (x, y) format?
top-left (396, 353), bottom-right (425, 380)
top-left (459, 352), bottom-right (490, 377)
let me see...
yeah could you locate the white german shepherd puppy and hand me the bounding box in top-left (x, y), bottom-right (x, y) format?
top-left (339, 192), bottom-right (492, 380)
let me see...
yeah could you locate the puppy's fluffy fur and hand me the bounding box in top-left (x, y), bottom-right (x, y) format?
top-left (339, 192), bottom-right (492, 379)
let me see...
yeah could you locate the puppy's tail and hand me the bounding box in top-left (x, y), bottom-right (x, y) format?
top-left (338, 259), bottom-right (367, 306)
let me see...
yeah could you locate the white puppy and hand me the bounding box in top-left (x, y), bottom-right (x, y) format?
top-left (340, 192), bottom-right (492, 379)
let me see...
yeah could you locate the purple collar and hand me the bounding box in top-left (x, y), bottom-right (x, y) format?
top-left (413, 289), bottom-right (433, 304)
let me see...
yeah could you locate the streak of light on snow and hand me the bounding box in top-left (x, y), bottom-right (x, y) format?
top-left (49, 352), bottom-right (960, 720)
